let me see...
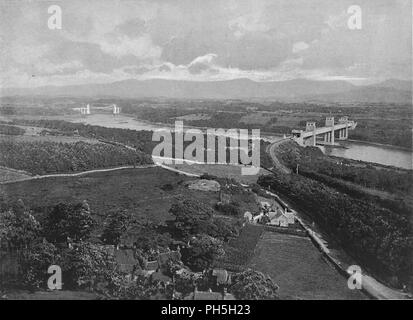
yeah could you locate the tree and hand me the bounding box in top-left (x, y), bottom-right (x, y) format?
top-left (59, 242), bottom-right (120, 290)
top-left (229, 269), bottom-right (279, 300)
top-left (181, 234), bottom-right (224, 272)
top-left (0, 200), bottom-right (41, 248)
top-left (215, 203), bottom-right (241, 216)
top-left (132, 225), bottom-right (174, 259)
top-left (101, 211), bottom-right (131, 246)
top-left (42, 201), bottom-right (94, 243)
top-left (169, 198), bottom-right (215, 239)
top-left (210, 217), bottom-right (240, 241)
top-left (19, 240), bottom-right (61, 290)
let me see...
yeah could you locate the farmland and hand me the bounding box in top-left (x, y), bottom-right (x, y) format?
top-left (249, 232), bottom-right (366, 300)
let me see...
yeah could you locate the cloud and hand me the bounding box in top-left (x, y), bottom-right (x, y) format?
top-left (292, 42), bottom-right (310, 54)
top-left (99, 34), bottom-right (162, 60)
top-left (0, 0), bottom-right (410, 87)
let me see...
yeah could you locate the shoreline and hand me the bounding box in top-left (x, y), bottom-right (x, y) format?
top-left (346, 139), bottom-right (412, 152)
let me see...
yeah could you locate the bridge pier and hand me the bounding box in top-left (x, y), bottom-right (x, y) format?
top-left (324, 116), bottom-right (335, 145)
top-left (338, 127), bottom-right (348, 140)
top-left (305, 121), bottom-right (317, 146)
top-left (323, 131), bottom-right (335, 145)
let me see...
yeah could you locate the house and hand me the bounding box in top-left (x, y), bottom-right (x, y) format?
top-left (268, 212), bottom-right (289, 227)
top-left (267, 209), bottom-right (295, 227)
top-left (283, 211), bottom-right (295, 224)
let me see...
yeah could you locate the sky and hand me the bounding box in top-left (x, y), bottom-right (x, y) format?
top-left (0, 0), bottom-right (411, 88)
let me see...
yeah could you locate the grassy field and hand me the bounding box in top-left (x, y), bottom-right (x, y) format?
top-left (165, 163), bottom-right (270, 184)
top-left (249, 232), bottom-right (366, 300)
top-left (0, 167), bottom-right (217, 229)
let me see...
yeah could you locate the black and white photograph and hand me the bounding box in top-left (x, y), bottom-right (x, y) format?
top-left (0, 0), bottom-right (411, 306)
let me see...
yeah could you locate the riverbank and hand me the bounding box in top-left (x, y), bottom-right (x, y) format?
top-left (347, 139), bottom-right (412, 152)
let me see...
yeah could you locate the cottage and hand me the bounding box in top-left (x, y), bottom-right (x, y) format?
top-left (269, 212), bottom-right (290, 227)
top-left (266, 208), bottom-right (296, 227)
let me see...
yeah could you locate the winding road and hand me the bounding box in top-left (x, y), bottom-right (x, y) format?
top-left (266, 137), bottom-right (292, 174)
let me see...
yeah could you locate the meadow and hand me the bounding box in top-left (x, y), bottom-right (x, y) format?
top-left (0, 167), bottom-right (203, 229)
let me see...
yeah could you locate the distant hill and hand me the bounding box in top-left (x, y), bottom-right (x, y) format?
top-left (304, 80), bottom-right (412, 104)
top-left (1, 78), bottom-right (411, 103)
top-left (373, 79), bottom-right (412, 92)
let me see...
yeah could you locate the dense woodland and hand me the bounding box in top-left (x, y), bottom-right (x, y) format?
top-left (0, 140), bottom-right (152, 175)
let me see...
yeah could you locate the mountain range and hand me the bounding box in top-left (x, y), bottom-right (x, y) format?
top-left (1, 78), bottom-right (411, 103)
